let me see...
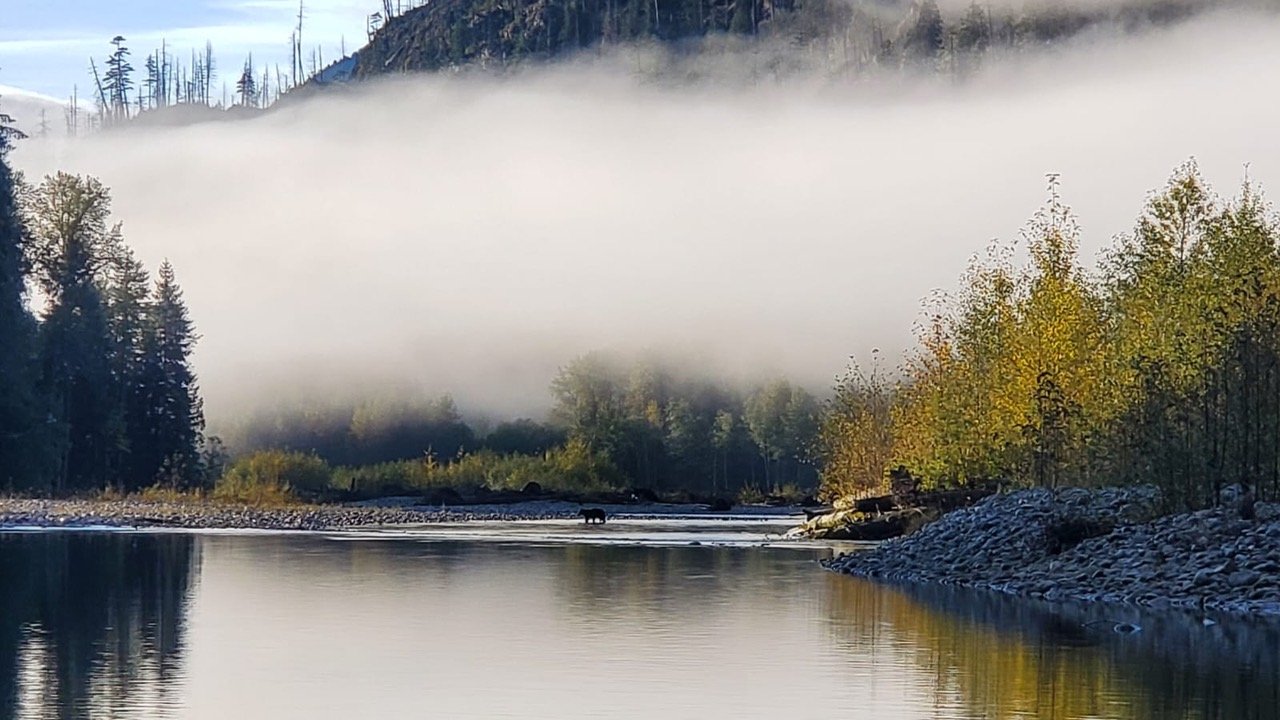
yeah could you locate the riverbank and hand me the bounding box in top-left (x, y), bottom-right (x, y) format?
top-left (824, 487), bottom-right (1280, 618)
top-left (0, 497), bottom-right (803, 531)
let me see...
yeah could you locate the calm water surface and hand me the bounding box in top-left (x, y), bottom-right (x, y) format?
top-left (1, 519), bottom-right (1278, 719)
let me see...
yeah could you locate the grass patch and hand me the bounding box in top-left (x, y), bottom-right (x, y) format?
top-left (212, 450), bottom-right (329, 505)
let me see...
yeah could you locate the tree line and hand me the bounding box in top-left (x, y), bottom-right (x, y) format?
top-left (0, 130), bottom-right (207, 494)
top-left (821, 162), bottom-right (1280, 511)
top-left (226, 354), bottom-right (822, 497)
top-left (65, 23), bottom-right (351, 135)
top-left (548, 354), bottom-right (819, 493)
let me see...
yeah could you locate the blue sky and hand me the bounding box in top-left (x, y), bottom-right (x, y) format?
top-left (0, 0), bottom-right (376, 100)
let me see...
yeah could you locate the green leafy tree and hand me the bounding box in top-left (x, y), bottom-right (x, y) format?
top-left (664, 397), bottom-right (709, 490)
top-left (710, 410), bottom-right (737, 493)
top-left (746, 379), bottom-right (817, 487)
top-left (550, 352), bottom-right (628, 457)
top-left (24, 173), bottom-right (123, 493)
top-left (819, 355), bottom-right (895, 500)
top-left (484, 418), bottom-right (565, 456)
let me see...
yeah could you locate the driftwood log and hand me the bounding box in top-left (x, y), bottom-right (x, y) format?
top-left (821, 509), bottom-right (939, 541)
top-left (793, 486), bottom-right (996, 541)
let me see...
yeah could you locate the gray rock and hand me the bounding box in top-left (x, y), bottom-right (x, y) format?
top-left (824, 486), bottom-right (1280, 619)
top-left (1228, 570), bottom-right (1262, 588)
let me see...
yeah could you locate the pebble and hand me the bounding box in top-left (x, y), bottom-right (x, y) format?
top-left (822, 486), bottom-right (1280, 619)
top-left (0, 498), bottom-right (576, 531)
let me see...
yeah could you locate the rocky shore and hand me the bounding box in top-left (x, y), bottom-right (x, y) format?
top-left (0, 497), bottom-right (798, 531)
top-left (824, 487), bottom-right (1280, 618)
top-left (0, 498), bottom-right (570, 531)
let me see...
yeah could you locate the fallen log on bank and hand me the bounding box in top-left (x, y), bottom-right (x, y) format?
top-left (819, 508), bottom-right (941, 541)
top-left (793, 486), bottom-right (997, 541)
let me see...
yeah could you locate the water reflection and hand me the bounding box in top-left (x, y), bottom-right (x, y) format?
top-left (822, 576), bottom-right (1280, 719)
top-left (0, 532), bottom-right (197, 720)
top-left (1, 530), bottom-right (1277, 719)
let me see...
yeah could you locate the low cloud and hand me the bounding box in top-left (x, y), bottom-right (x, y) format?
top-left (11, 7), bottom-right (1280, 425)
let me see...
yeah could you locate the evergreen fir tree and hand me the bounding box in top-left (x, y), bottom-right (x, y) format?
top-left (236, 55), bottom-right (258, 107)
top-left (103, 245), bottom-right (153, 489)
top-left (901, 0), bottom-right (945, 61)
top-left (103, 36), bottom-right (135, 120)
top-left (137, 261), bottom-right (204, 487)
top-left (0, 127), bottom-right (44, 490)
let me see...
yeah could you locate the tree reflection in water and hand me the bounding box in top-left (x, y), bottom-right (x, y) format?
top-left (3, 532), bottom-right (1278, 720)
top-left (0, 532), bottom-right (197, 719)
top-left (822, 575), bottom-right (1280, 720)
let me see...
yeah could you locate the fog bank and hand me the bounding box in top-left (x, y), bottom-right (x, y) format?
top-left (12, 8), bottom-right (1280, 424)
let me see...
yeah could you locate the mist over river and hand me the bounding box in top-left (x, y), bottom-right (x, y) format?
top-left (1, 521), bottom-right (1276, 719)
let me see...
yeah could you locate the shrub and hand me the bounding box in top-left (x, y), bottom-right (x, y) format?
top-left (328, 438), bottom-right (624, 499)
top-left (215, 450), bottom-right (332, 504)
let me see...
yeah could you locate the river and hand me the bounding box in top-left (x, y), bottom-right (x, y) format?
top-left (1, 518), bottom-right (1276, 719)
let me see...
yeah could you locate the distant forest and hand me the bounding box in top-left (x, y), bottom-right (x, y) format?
top-left (224, 360), bottom-right (821, 499)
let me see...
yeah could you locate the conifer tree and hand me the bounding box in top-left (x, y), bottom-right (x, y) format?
top-left (236, 55), bottom-right (258, 107)
top-left (136, 261), bottom-right (205, 487)
top-left (901, 0), bottom-right (944, 61)
top-left (956, 2), bottom-right (991, 53)
top-left (0, 125), bottom-right (43, 490)
top-left (103, 36), bottom-right (135, 120)
top-left (103, 246), bottom-right (153, 488)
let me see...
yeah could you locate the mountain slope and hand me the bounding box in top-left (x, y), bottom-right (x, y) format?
top-left (351, 0), bottom-right (1229, 79)
top-left (355, 0), bottom-right (796, 77)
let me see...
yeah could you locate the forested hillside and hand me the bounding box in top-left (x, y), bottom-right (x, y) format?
top-left (354, 0), bottom-right (1223, 78)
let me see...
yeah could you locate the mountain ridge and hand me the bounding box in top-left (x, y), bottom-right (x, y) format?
top-left (348, 0), bottom-right (1234, 79)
